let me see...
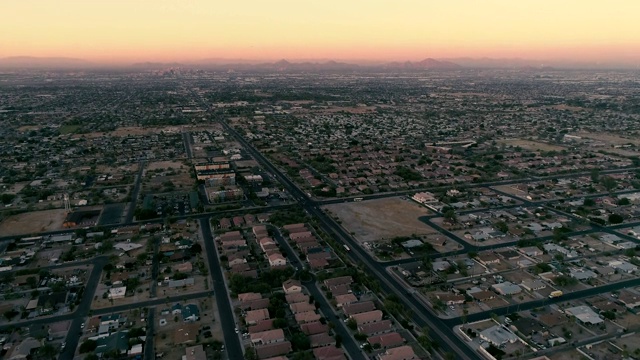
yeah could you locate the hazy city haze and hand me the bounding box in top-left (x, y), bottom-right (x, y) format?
top-left (1, 0), bottom-right (640, 67)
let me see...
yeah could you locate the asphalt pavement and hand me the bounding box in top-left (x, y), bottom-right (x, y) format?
top-left (199, 218), bottom-right (244, 358)
top-left (58, 256), bottom-right (108, 360)
top-left (182, 131), bottom-right (193, 159)
top-left (268, 225), bottom-right (366, 360)
top-left (124, 160), bottom-right (145, 224)
top-left (222, 119), bottom-right (479, 359)
top-left (144, 307), bottom-right (155, 360)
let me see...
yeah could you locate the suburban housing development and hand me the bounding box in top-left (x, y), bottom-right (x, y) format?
top-left (1, 66), bottom-right (640, 360)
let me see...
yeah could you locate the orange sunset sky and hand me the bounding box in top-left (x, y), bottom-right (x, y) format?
top-left (1, 0), bottom-right (639, 64)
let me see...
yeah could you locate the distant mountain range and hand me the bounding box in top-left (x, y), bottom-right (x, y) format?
top-left (131, 58), bottom-right (463, 71)
top-left (0, 56), bottom-right (462, 71)
top-left (1, 56), bottom-right (636, 70)
top-left (383, 58), bottom-right (462, 70)
top-left (0, 56), bottom-right (93, 69)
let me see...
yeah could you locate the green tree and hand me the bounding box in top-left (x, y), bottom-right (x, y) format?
top-left (244, 347), bottom-right (258, 360)
top-left (533, 262), bottom-right (552, 274)
top-left (618, 197), bottom-right (631, 206)
top-left (0, 193), bottom-right (15, 204)
top-left (335, 334), bottom-right (342, 348)
top-left (273, 318), bottom-right (288, 328)
top-left (190, 243), bottom-right (202, 254)
top-left (609, 213), bottom-right (624, 224)
top-left (290, 332), bottom-right (310, 351)
top-left (494, 221), bottom-right (508, 233)
top-left (602, 310), bottom-right (616, 320)
top-left (354, 333), bottom-right (368, 341)
top-left (444, 209), bottom-right (457, 222)
top-left (79, 339), bottom-right (97, 353)
top-left (601, 176), bottom-right (618, 192)
top-left (37, 343), bottom-right (57, 359)
top-left (554, 275), bottom-right (578, 286)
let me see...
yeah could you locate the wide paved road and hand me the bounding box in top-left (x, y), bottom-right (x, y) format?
top-left (221, 120), bottom-right (478, 359)
top-left (124, 160), bottom-right (145, 223)
top-left (268, 225), bottom-right (365, 360)
top-left (182, 131), bottom-right (193, 159)
top-left (144, 307), bottom-right (155, 360)
top-left (457, 276), bottom-right (640, 325)
top-left (59, 256), bottom-right (107, 360)
top-left (0, 204), bottom-right (296, 243)
top-left (199, 218), bottom-right (243, 358)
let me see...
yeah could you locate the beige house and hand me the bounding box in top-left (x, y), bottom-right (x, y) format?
top-left (283, 279), bottom-right (302, 294)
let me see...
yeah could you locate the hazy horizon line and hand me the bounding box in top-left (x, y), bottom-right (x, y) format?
top-left (1, 54), bottom-right (639, 67)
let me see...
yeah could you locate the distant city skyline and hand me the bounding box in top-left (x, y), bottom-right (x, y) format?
top-left (2, 0), bottom-right (639, 65)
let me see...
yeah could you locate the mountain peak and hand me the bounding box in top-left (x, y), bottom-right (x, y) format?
top-left (274, 59), bottom-right (291, 66)
top-left (383, 58), bottom-right (461, 70)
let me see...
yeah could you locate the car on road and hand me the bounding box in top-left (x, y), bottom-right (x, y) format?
top-left (61, 342), bottom-right (66, 350)
top-left (234, 327), bottom-right (239, 334)
top-left (80, 323), bottom-right (85, 329)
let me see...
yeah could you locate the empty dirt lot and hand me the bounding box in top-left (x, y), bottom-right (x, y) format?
top-left (324, 197), bottom-right (437, 242)
top-left (75, 126), bottom-right (183, 139)
top-left (497, 139), bottom-right (566, 152)
top-left (147, 161), bottom-right (187, 171)
top-left (575, 131), bottom-right (640, 146)
top-left (0, 209), bottom-right (68, 236)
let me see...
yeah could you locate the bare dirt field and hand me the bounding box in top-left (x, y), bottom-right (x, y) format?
top-left (549, 104), bottom-right (585, 111)
top-left (94, 164), bottom-right (139, 174)
top-left (491, 184), bottom-right (529, 199)
top-left (235, 159), bottom-right (260, 168)
top-left (0, 209), bottom-right (68, 236)
top-left (497, 139), bottom-right (566, 152)
top-left (155, 297), bottom-right (221, 359)
top-left (91, 281), bottom-right (153, 309)
top-left (17, 125), bottom-right (41, 132)
top-left (321, 106), bottom-right (377, 114)
top-left (0, 298), bottom-right (30, 326)
top-left (147, 161), bottom-right (187, 171)
top-left (144, 172), bottom-right (193, 192)
top-left (0, 181), bottom-right (28, 194)
top-left (74, 126), bottom-right (182, 139)
top-left (548, 348), bottom-right (584, 360)
top-left (423, 234), bottom-right (463, 253)
top-left (159, 276), bottom-right (209, 298)
top-left (575, 131), bottom-right (640, 146)
top-left (324, 197), bottom-right (437, 242)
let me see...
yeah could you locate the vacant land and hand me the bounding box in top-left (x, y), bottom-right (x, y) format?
top-left (75, 126), bottom-right (182, 139)
top-left (17, 125), bottom-right (41, 132)
top-left (324, 197), bottom-right (437, 242)
top-left (0, 209), bottom-right (68, 235)
top-left (492, 184), bottom-right (529, 198)
top-left (547, 348), bottom-right (584, 360)
top-left (576, 131), bottom-right (640, 146)
top-left (147, 161), bottom-right (187, 171)
top-left (155, 298), bottom-right (221, 359)
top-left (497, 139), bottom-right (566, 152)
top-left (322, 105), bottom-right (377, 114)
top-left (549, 104), bottom-right (586, 111)
top-left (99, 203), bottom-right (126, 225)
